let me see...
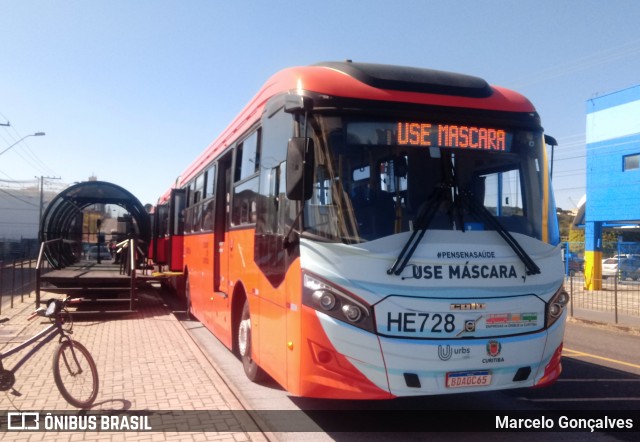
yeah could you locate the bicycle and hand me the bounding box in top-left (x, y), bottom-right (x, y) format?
top-left (0, 296), bottom-right (99, 408)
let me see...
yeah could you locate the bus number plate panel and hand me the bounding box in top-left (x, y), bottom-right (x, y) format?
top-left (375, 295), bottom-right (545, 338)
top-left (383, 311), bottom-right (459, 335)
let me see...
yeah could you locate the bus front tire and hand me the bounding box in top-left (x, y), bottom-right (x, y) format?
top-left (238, 300), bottom-right (266, 382)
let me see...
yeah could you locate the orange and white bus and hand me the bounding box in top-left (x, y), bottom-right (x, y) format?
top-left (152, 61), bottom-right (568, 399)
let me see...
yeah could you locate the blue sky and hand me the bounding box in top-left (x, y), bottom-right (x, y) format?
top-left (1, 0), bottom-right (640, 209)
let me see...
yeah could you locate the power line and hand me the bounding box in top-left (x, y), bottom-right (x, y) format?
top-left (0, 178), bottom-right (39, 184)
top-left (0, 170), bottom-right (16, 180)
top-left (0, 116), bottom-right (57, 176)
top-left (0, 187), bottom-right (39, 207)
top-left (509, 38), bottom-right (640, 89)
top-left (37, 175), bottom-right (61, 222)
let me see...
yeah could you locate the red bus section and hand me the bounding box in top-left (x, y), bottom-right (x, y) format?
top-left (151, 61), bottom-right (567, 399)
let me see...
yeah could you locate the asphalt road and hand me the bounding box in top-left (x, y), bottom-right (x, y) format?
top-left (563, 319), bottom-right (640, 377)
top-left (177, 309), bottom-right (640, 441)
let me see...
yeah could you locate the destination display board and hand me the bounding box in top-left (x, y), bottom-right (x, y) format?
top-left (347, 121), bottom-right (513, 152)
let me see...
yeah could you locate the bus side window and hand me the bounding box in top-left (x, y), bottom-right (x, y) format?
top-left (194, 173), bottom-right (205, 204)
top-left (201, 164), bottom-right (216, 231)
top-left (236, 130), bottom-right (261, 182)
top-left (232, 130), bottom-right (261, 226)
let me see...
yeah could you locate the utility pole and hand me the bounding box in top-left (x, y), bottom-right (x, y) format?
top-left (38, 175), bottom-right (61, 224)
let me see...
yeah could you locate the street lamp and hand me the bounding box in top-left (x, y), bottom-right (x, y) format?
top-left (0, 132), bottom-right (46, 156)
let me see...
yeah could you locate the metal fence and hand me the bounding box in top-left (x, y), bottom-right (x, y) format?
top-left (0, 238), bottom-right (39, 261)
top-left (566, 274), bottom-right (640, 324)
top-left (0, 239), bottom-right (41, 312)
top-left (0, 258), bottom-right (38, 314)
top-left (562, 240), bottom-right (640, 326)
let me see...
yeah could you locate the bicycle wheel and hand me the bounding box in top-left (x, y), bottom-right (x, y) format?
top-left (52, 339), bottom-right (99, 408)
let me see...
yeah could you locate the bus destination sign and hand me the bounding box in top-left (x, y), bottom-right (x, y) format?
top-left (397, 122), bottom-right (512, 151)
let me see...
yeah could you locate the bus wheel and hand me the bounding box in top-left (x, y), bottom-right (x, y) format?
top-left (238, 299), bottom-right (266, 382)
top-left (185, 277), bottom-right (194, 320)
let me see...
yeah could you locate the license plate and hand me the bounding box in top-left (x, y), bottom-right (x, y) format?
top-left (446, 370), bottom-right (492, 388)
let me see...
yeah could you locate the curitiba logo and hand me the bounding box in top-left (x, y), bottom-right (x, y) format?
top-left (487, 340), bottom-right (502, 357)
top-left (483, 340), bottom-right (504, 363)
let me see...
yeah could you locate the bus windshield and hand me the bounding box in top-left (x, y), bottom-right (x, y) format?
top-left (302, 115), bottom-right (550, 244)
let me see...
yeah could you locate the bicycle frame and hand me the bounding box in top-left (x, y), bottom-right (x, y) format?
top-left (0, 321), bottom-right (66, 378)
top-left (0, 297), bottom-right (99, 408)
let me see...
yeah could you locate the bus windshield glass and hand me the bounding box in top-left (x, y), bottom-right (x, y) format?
top-left (302, 115), bottom-right (550, 244)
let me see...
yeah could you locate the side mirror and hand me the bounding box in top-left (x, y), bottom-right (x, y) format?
top-left (544, 134), bottom-right (558, 147)
top-left (286, 137), bottom-right (315, 201)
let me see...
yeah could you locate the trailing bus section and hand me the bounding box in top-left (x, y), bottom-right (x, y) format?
top-left (146, 61), bottom-right (569, 400)
top-left (35, 180), bottom-right (154, 313)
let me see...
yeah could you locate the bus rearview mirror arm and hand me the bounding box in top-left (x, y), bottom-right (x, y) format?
top-left (544, 134), bottom-right (558, 181)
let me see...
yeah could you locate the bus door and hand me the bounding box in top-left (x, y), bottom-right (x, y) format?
top-left (212, 152), bottom-right (233, 338)
top-left (168, 188), bottom-right (186, 272)
top-left (153, 203), bottom-right (169, 266)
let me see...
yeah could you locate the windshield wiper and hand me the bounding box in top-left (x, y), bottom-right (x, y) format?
top-left (459, 190), bottom-right (541, 276)
top-left (387, 186), bottom-right (447, 276)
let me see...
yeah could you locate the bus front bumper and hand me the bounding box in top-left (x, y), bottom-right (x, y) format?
top-left (300, 309), bottom-right (566, 398)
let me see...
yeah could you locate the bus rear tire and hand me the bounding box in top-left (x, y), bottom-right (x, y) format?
top-left (185, 276), bottom-right (195, 320)
top-left (239, 299), bottom-right (266, 382)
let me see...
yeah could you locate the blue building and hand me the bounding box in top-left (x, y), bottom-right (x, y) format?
top-left (584, 84), bottom-right (640, 289)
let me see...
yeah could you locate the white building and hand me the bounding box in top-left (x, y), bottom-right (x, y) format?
top-left (0, 179), bottom-right (66, 259)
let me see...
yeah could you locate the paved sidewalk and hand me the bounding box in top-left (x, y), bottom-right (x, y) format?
top-left (0, 285), bottom-right (269, 441)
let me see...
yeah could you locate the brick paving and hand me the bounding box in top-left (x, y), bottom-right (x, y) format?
top-left (0, 286), bottom-right (269, 441)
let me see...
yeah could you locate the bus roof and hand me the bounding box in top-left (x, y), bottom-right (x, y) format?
top-left (158, 61), bottom-right (536, 203)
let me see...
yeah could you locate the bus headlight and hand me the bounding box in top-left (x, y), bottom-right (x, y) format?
top-left (342, 304), bottom-right (363, 322)
top-left (547, 286), bottom-right (570, 327)
top-left (549, 303), bottom-right (561, 318)
top-left (312, 290), bottom-right (336, 311)
top-left (303, 272), bottom-right (375, 332)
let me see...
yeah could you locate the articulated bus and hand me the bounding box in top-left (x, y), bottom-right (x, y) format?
top-left (152, 61), bottom-right (568, 399)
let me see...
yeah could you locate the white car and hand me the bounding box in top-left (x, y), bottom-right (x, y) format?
top-left (601, 257), bottom-right (640, 280)
top-left (601, 258), bottom-right (618, 279)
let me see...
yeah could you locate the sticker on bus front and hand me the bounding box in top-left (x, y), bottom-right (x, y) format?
top-left (445, 370), bottom-right (492, 388)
